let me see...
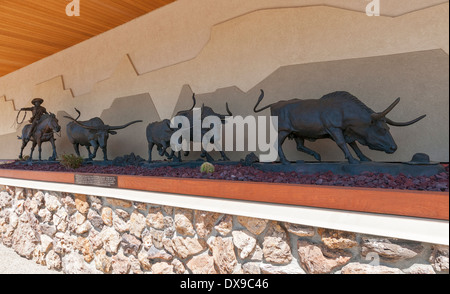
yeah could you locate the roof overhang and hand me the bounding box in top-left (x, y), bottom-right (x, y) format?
top-left (0, 0), bottom-right (175, 77)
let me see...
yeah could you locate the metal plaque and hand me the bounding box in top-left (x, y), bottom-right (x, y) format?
top-left (74, 174), bottom-right (118, 188)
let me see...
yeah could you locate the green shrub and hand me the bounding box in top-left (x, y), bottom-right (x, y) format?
top-left (18, 155), bottom-right (30, 161)
top-left (60, 154), bottom-right (84, 169)
top-left (200, 162), bottom-right (215, 174)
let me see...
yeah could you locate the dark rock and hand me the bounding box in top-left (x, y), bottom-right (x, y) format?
top-left (409, 153), bottom-right (431, 164)
top-left (240, 152), bottom-right (259, 166)
top-left (112, 153), bottom-right (146, 167)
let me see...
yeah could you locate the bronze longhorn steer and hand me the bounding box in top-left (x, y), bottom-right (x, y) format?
top-left (64, 109), bottom-right (142, 161)
top-left (174, 93), bottom-right (233, 162)
top-left (254, 90), bottom-right (426, 164)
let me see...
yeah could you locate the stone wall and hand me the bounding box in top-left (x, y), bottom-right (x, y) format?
top-left (0, 185), bottom-right (448, 274)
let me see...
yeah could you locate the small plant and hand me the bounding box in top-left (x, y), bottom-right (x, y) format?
top-left (60, 154), bottom-right (84, 169)
top-left (200, 162), bottom-right (215, 174)
top-left (18, 155), bottom-right (30, 161)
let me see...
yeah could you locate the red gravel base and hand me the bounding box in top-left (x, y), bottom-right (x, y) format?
top-left (1, 161), bottom-right (448, 192)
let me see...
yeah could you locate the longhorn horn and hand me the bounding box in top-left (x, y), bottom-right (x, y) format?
top-left (217, 103), bottom-right (233, 122)
top-left (386, 114), bottom-right (426, 127)
top-left (371, 97), bottom-right (401, 121)
top-left (107, 120), bottom-right (142, 131)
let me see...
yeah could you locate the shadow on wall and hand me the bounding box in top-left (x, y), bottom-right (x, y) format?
top-left (99, 93), bottom-right (160, 159)
top-left (2, 94), bottom-right (160, 161)
top-left (170, 49), bottom-right (449, 163)
top-left (56, 93), bottom-right (160, 160)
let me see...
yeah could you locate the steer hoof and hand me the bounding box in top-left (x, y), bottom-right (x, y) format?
top-left (348, 158), bottom-right (360, 165)
top-left (360, 156), bottom-right (372, 162)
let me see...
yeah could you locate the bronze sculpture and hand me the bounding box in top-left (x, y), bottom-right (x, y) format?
top-left (174, 93), bottom-right (233, 162)
top-left (64, 109), bottom-right (142, 161)
top-left (9, 87), bottom-right (430, 176)
top-left (18, 112), bottom-right (61, 161)
top-left (146, 119), bottom-right (183, 163)
top-left (254, 90), bottom-right (426, 164)
top-left (18, 98), bottom-right (48, 141)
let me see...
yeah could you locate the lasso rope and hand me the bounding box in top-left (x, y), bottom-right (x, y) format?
top-left (12, 109), bottom-right (27, 128)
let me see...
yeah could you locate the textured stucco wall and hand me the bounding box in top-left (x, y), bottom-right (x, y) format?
top-left (0, 0), bottom-right (448, 162)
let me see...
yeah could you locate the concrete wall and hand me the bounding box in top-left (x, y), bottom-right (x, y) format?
top-left (0, 0), bottom-right (448, 162)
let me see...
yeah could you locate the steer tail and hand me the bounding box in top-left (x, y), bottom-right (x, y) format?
top-left (74, 108), bottom-right (81, 120)
top-left (63, 108), bottom-right (81, 121)
top-left (253, 89), bottom-right (272, 113)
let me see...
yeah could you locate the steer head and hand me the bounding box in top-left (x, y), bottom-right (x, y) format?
top-left (348, 98), bottom-right (426, 154)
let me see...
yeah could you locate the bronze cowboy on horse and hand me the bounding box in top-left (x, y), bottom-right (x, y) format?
top-left (18, 98), bottom-right (61, 161)
top-left (20, 98), bottom-right (48, 140)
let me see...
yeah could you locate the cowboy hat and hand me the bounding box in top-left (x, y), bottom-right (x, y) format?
top-left (31, 98), bottom-right (44, 105)
top-left (404, 153), bottom-right (439, 165)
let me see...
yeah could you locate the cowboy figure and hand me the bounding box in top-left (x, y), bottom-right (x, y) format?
top-left (20, 98), bottom-right (48, 140)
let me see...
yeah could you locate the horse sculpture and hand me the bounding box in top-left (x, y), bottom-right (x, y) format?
top-left (18, 113), bottom-right (61, 161)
